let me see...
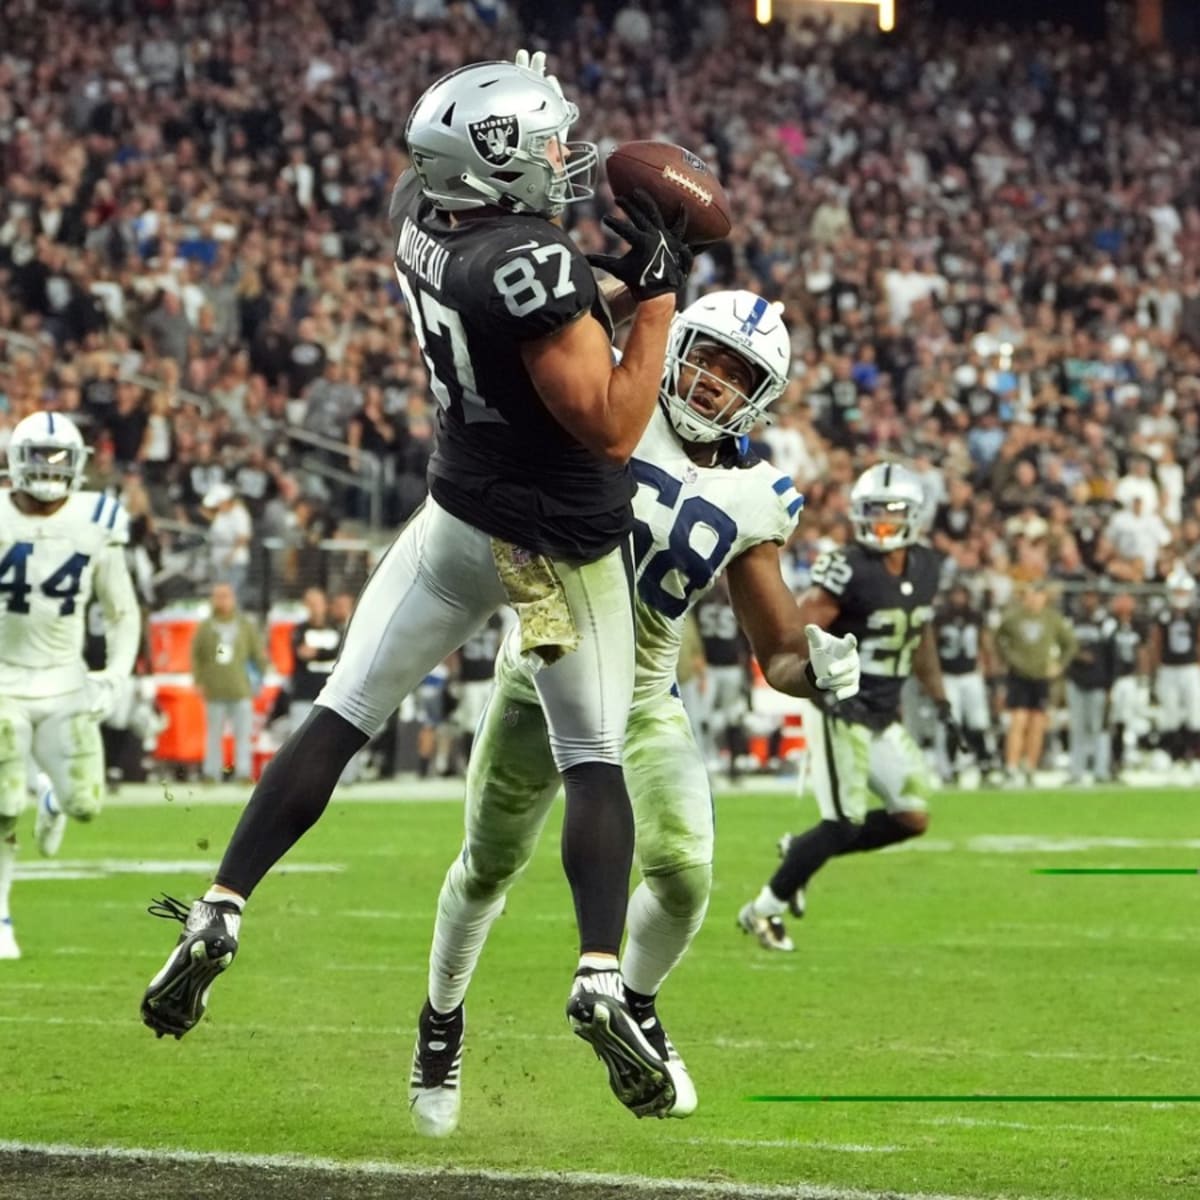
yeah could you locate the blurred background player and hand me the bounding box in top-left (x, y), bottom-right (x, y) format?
top-left (1148, 569), bottom-right (1200, 779)
top-left (694, 580), bottom-right (750, 782)
top-left (933, 582), bottom-right (996, 784)
top-left (408, 290), bottom-right (859, 1135)
top-left (994, 583), bottom-right (1077, 786)
top-left (287, 588), bottom-right (342, 735)
top-left (0, 412), bottom-right (140, 959)
top-left (451, 612), bottom-right (506, 768)
top-left (740, 461), bottom-right (959, 952)
top-left (1065, 587), bottom-right (1115, 785)
top-left (1107, 591), bottom-right (1148, 782)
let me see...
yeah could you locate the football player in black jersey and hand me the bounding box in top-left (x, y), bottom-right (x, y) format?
top-left (739, 462), bottom-right (961, 950)
top-left (933, 582), bottom-right (998, 783)
top-left (1149, 570), bottom-right (1200, 775)
top-left (142, 50), bottom-right (693, 1120)
top-left (1107, 590), bottom-right (1147, 780)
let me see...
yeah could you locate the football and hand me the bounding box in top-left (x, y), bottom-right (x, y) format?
top-left (604, 140), bottom-right (732, 246)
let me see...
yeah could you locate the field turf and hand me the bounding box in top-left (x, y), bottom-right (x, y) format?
top-left (0, 780), bottom-right (1195, 1199)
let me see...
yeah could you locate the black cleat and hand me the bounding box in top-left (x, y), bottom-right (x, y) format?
top-left (567, 968), bottom-right (675, 1119)
top-left (141, 894), bottom-right (240, 1039)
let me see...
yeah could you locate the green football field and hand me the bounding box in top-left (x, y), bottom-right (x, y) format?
top-left (1, 781), bottom-right (1196, 1199)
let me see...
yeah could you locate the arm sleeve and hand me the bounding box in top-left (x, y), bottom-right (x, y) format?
top-left (92, 544), bottom-right (141, 678)
top-left (481, 231), bottom-right (598, 342)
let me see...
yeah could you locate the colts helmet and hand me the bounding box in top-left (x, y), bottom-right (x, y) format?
top-left (662, 291), bottom-right (791, 444)
top-left (850, 462), bottom-right (927, 552)
top-left (405, 61), bottom-right (597, 218)
top-left (7, 411), bottom-right (90, 502)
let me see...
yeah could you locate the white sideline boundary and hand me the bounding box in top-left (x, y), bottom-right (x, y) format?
top-left (0, 1139), bottom-right (1059, 1200)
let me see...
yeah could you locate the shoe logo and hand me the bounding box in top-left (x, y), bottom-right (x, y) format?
top-left (641, 235), bottom-right (671, 286)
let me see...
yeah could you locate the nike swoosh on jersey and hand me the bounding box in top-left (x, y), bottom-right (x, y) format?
top-left (506, 240), bottom-right (540, 253)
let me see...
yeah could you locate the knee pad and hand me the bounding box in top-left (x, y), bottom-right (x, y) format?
top-left (456, 839), bottom-right (527, 904)
top-left (644, 862), bottom-right (712, 921)
top-left (0, 715), bottom-right (26, 820)
top-left (57, 713), bottom-right (104, 821)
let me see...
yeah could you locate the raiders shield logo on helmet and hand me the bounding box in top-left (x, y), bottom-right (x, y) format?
top-left (468, 115), bottom-right (520, 166)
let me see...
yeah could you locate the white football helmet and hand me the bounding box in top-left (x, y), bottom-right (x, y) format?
top-left (405, 61), bottom-right (596, 217)
top-left (850, 462), bottom-right (926, 552)
top-left (662, 291), bottom-right (791, 444)
top-left (1167, 568), bottom-right (1195, 610)
top-left (7, 411), bottom-right (90, 502)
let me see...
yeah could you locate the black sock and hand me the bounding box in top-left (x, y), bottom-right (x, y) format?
top-left (965, 729), bottom-right (988, 764)
top-left (1110, 724), bottom-right (1123, 771)
top-left (215, 706), bottom-right (368, 898)
top-left (625, 985), bottom-right (656, 1017)
top-left (769, 818), bottom-right (857, 899)
top-left (837, 808), bottom-right (922, 855)
top-left (561, 761), bottom-right (634, 957)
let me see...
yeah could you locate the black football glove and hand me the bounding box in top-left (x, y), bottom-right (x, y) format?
top-left (936, 699), bottom-right (966, 758)
top-left (587, 188), bottom-right (694, 304)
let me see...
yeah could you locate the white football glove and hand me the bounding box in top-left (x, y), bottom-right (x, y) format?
top-left (84, 671), bottom-right (129, 723)
top-left (514, 48), bottom-right (565, 101)
top-left (804, 626), bottom-right (860, 702)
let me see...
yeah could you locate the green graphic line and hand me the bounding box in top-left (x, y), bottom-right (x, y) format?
top-left (1031, 868), bottom-right (1198, 876)
top-left (747, 1095), bottom-right (1200, 1104)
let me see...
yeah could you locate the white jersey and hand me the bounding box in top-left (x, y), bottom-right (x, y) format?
top-left (630, 408), bottom-right (802, 705)
top-left (0, 490), bottom-right (132, 698)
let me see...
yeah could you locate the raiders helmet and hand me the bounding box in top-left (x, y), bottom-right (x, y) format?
top-left (850, 462), bottom-right (927, 552)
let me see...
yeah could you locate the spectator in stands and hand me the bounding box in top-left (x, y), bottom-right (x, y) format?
top-left (191, 583), bottom-right (268, 785)
top-left (202, 483), bottom-right (253, 603)
top-left (994, 584), bottom-right (1078, 786)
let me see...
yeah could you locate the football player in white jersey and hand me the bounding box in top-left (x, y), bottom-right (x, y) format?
top-left (407, 290), bottom-right (860, 1135)
top-left (0, 412), bottom-right (140, 958)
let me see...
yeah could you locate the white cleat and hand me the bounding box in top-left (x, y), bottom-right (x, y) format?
top-left (737, 902), bottom-right (795, 952)
top-left (631, 1003), bottom-right (697, 1118)
top-left (33, 775), bottom-right (67, 858)
top-left (409, 1001), bottom-right (464, 1138)
top-left (0, 918), bottom-right (21, 960)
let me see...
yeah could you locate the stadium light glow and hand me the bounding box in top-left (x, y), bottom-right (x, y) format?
top-left (806, 1), bottom-right (896, 32)
top-left (756, 0), bottom-right (772, 23)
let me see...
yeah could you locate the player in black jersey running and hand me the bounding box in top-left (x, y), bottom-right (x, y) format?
top-left (142, 50), bottom-right (692, 1120)
top-left (738, 462), bottom-right (961, 950)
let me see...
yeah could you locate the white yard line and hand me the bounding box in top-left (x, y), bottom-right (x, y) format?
top-left (0, 1138), bottom-right (1064, 1200)
top-left (0, 1013), bottom-right (1181, 1071)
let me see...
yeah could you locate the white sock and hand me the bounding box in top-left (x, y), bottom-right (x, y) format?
top-left (0, 836), bottom-right (16, 923)
top-left (752, 885), bottom-right (788, 919)
top-left (427, 856), bottom-right (506, 1014)
top-left (621, 881), bottom-right (707, 998)
top-left (203, 886), bottom-right (245, 911)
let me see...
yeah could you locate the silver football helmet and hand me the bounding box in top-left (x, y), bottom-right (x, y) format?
top-left (405, 61), bottom-right (596, 217)
top-left (662, 291), bottom-right (791, 444)
top-left (1167, 568), bottom-right (1195, 610)
top-left (850, 462), bottom-right (926, 552)
top-left (7, 410), bottom-right (90, 502)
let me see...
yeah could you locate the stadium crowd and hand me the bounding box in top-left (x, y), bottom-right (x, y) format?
top-left (2, 0), bottom-right (1200, 619)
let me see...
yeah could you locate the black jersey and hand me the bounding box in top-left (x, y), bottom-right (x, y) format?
top-left (810, 541), bottom-right (940, 729)
top-left (1111, 619), bottom-right (1143, 678)
top-left (389, 171), bottom-right (633, 561)
top-left (934, 607), bottom-right (983, 675)
top-left (290, 620), bottom-right (343, 702)
top-left (459, 613), bottom-right (504, 683)
top-left (696, 595), bottom-right (744, 667)
top-left (1157, 608), bottom-right (1199, 666)
top-left (1067, 612), bottom-right (1114, 690)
